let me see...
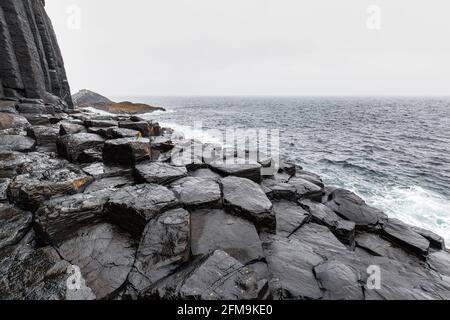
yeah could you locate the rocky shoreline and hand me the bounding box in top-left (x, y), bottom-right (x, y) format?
top-left (0, 0), bottom-right (449, 301)
top-left (0, 99), bottom-right (449, 300)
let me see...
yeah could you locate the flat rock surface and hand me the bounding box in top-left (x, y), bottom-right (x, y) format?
top-left (191, 209), bottom-right (264, 264)
top-left (135, 162), bottom-right (187, 185)
top-left (272, 200), bottom-right (309, 237)
top-left (127, 208), bottom-right (190, 297)
top-left (222, 176), bottom-right (274, 229)
top-left (382, 218), bottom-right (430, 256)
top-left (57, 133), bottom-right (105, 163)
top-left (170, 177), bottom-right (221, 208)
top-left (209, 158), bottom-right (262, 183)
top-left (57, 223), bottom-right (136, 300)
top-left (0, 135), bottom-right (36, 152)
top-left (103, 137), bottom-right (151, 165)
top-left (105, 184), bottom-right (179, 237)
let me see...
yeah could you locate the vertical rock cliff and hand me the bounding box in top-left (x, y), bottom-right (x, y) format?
top-left (0, 0), bottom-right (72, 107)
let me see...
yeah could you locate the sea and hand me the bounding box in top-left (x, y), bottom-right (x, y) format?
top-left (114, 96), bottom-right (450, 245)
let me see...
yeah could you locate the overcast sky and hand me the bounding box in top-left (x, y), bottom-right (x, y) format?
top-left (46, 0), bottom-right (450, 97)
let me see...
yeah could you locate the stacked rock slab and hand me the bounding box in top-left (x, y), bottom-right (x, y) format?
top-left (0, 0), bottom-right (72, 107)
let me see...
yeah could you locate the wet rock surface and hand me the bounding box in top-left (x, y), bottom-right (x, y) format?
top-left (170, 177), bottom-right (221, 209)
top-left (103, 137), bottom-right (151, 165)
top-left (135, 162), bottom-right (187, 185)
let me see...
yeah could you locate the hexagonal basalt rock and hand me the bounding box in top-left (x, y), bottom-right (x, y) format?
top-left (148, 250), bottom-right (262, 300)
top-left (103, 138), bottom-right (151, 166)
top-left (135, 162), bottom-right (187, 185)
top-left (170, 177), bottom-right (221, 209)
top-left (7, 166), bottom-right (93, 211)
top-left (209, 158), bottom-right (262, 183)
top-left (57, 223), bottom-right (136, 300)
top-left (127, 208), bottom-right (190, 297)
top-left (57, 133), bottom-right (105, 163)
top-left (105, 184), bottom-right (180, 237)
top-left (35, 191), bottom-right (113, 245)
top-left (191, 209), bottom-right (264, 264)
top-left (222, 176), bottom-right (274, 229)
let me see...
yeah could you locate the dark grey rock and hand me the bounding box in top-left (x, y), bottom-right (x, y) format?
top-left (57, 223), bottom-right (136, 299)
top-left (263, 236), bottom-right (323, 299)
top-left (0, 100), bottom-right (18, 114)
top-left (288, 176), bottom-right (324, 201)
top-left (411, 226), bottom-right (446, 250)
top-left (83, 175), bottom-right (134, 193)
top-left (119, 121), bottom-right (158, 137)
top-left (150, 136), bottom-right (174, 153)
top-left (272, 200), bottom-right (309, 237)
top-left (222, 176), bottom-right (275, 230)
top-left (7, 166), bottom-right (93, 211)
top-left (210, 158), bottom-right (262, 183)
top-left (325, 189), bottom-right (388, 227)
top-left (57, 133), bottom-right (105, 163)
top-left (314, 260), bottom-right (364, 300)
top-left (81, 162), bottom-right (133, 179)
top-left (105, 184), bottom-right (179, 237)
top-left (106, 127), bottom-right (141, 139)
top-left (0, 151), bottom-right (65, 178)
top-left (149, 250), bottom-right (262, 300)
top-left (190, 168), bottom-right (222, 181)
top-left (191, 209), bottom-right (264, 264)
top-left (382, 218), bottom-right (430, 257)
top-left (301, 199), bottom-right (356, 246)
top-left (59, 122), bottom-right (86, 136)
top-left (170, 139), bottom-right (205, 170)
top-left (127, 208), bottom-right (190, 297)
top-left (135, 162), bottom-right (187, 185)
top-left (34, 191), bottom-right (112, 244)
top-left (102, 137), bottom-right (151, 166)
top-left (0, 245), bottom-right (89, 300)
top-left (261, 178), bottom-right (297, 201)
top-left (0, 134), bottom-right (35, 152)
top-left (84, 119), bottom-right (118, 128)
top-left (0, 204), bottom-right (32, 250)
top-left (170, 177), bottom-right (221, 208)
top-left (26, 125), bottom-right (59, 151)
top-left (278, 161), bottom-right (296, 177)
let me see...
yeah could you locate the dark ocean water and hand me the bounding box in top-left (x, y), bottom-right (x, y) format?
top-left (113, 96), bottom-right (450, 243)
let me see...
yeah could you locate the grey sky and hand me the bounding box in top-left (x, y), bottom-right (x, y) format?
top-left (46, 0), bottom-right (450, 96)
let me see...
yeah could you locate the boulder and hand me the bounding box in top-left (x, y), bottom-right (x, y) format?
top-left (325, 189), bottom-right (388, 227)
top-left (102, 137), bottom-right (151, 166)
top-left (170, 139), bottom-right (205, 170)
top-left (127, 208), bottom-right (190, 297)
top-left (278, 161), bottom-right (296, 177)
top-left (209, 158), bottom-right (262, 183)
top-left (7, 166), bottom-right (93, 211)
top-left (105, 184), bottom-right (179, 237)
top-left (57, 223), bottom-right (136, 299)
top-left (83, 175), bottom-right (134, 194)
top-left (0, 151), bottom-right (66, 178)
top-left (382, 219), bottom-right (430, 257)
top-left (261, 178), bottom-right (297, 201)
top-left (150, 136), bottom-right (174, 153)
top-left (222, 176), bottom-right (275, 229)
top-left (34, 191), bottom-right (112, 244)
top-left (170, 177), bottom-right (221, 209)
top-left (149, 250), bottom-right (262, 300)
top-left (84, 119), bottom-right (118, 128)
top-left (135, 162), bottom-right (188, 185)
top-left (57, 133), bottom-right (105, 163)
top-left (26, 125), bottom-right (59, 151)
top-left (272, 200), bottom-right (309, 237)
top-left (0, 204), bottom-right (33, 250)
top-left (191, 209), bottom-right (264, 264)
top-left (288, 176), bottom-right (324, 201)
top-left (411, 226), bottom-right (446, 250)
top-left (59, 122), bottom-right (86, 136)
top-left (0, 135), bottom-right (35, 152)
top-left (106, 127), bottom-right (141, 139)
top-left (119, 121), bottom-right (158, 137)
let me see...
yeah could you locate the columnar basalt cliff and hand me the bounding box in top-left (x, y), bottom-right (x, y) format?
top-left (0, 0), bottom-right (72, 107)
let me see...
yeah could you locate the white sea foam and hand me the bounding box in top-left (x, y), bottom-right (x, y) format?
top-left (368, 186), bottom-right (450, 246)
